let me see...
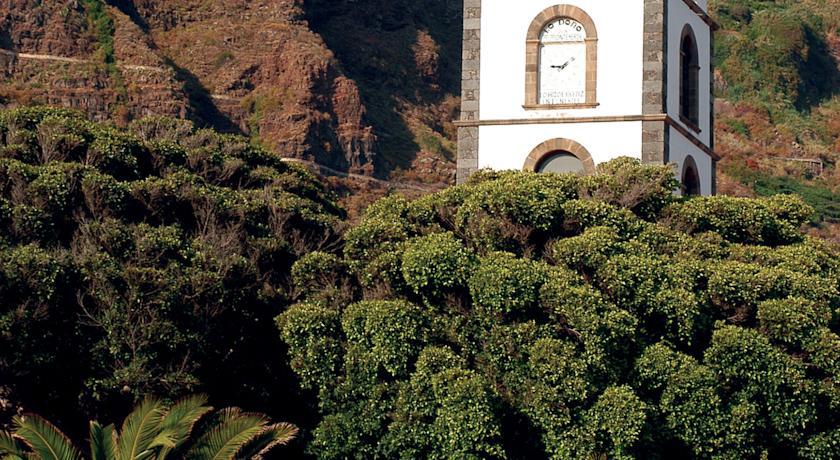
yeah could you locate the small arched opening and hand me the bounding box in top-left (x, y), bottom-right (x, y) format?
top-left (682, 155), bottom-right (702, 196)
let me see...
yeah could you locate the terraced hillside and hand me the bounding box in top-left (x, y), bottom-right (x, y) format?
top-left (0, 0), bottom-right (461, 186)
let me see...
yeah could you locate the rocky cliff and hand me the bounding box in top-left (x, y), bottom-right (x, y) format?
top-left (0, 0), bottom-right (460, 183)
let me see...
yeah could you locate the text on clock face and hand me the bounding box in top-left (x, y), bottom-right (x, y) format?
top-left (540, 90), bottom-right (585, 104)
top-left (544, 19), bottom-right (583, 33)
top-left (541, 18), bottom-right (586, 43)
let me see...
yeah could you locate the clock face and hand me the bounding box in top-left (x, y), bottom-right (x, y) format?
top-left (539, 18), bottom-right (587, 105)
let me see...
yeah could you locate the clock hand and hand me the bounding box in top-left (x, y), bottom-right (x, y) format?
top-left (551, 57), bottom-right (576, 71)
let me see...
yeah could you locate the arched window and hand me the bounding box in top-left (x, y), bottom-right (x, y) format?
top-left (537, 152), bottom-right (586, 174)
top-left (680, 25), bottom-right (700, 127)
top-left (523, 138), bottom-right (595, 174)
top-left (682, 155), bottom-right (701, 196)
top-left (525, 5), bottom-right (598, 108)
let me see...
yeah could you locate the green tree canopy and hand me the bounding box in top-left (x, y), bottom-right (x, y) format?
top-left (0, 107), bottom-right (342, 424)
top-left (279, 159), bottom-right (840, 459)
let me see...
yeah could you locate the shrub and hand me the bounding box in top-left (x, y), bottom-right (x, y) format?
top-left (806, 329), bottom-right (840, 378)
top-left (666, 195), bottom-right (812, 245)
top-left (551, 226), bottom-right (623, 274)
top-left (383, 347), bottom-right (506, 460)
top-left (705, 325), bottom-right (820, 445)
top-left (80, 169), bottom-right (130, 216)
top-left (344, 216), bottom-right (409, 266)
top-left (707, 261), bottom-right (782, 314)
top-left (758, 297), bottom-right (830, 349)
top-left (87, 128), bottom-right (145, 179)
top-left (468, 252), bottom-right (549, 321)
top-left (582, 385), bottom-right (648, 460)
top-left (277, 303), bottom-right (343, 391)
top-left (456, 171), bottom-right (578, 233)
top-left (561, 199), bottom-right (644, 237)
top-left (583, 157), bottom-right (680, 220)
top-left (341, 300), bottom-right (430, 378)
top-left (401, 232), bottom-right (474, 298)
top-left (292, 251), bottom-right (345, 293)
top-left (634, 343), bottom-right (728, 455)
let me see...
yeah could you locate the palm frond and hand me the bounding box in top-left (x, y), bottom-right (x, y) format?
top-left (116, 398), bottom-right (166, 460)
top-left (1, 431), bottom-right (26, 460)
top-left (148, 433), bottom-right (176, 452)
top-left (185, 408), bottom-right (272, 460)
top-left (154, 394), bottom-right (212, 459)
top-left (12, 415), bottom-right (82, 460)
top-left (89, 422), bottom-right (117, 460)
top-left (232, 423), bottom-right (298, 460)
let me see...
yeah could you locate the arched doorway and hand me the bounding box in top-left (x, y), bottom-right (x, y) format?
top-left (682, 155), bottom-right (701, 196)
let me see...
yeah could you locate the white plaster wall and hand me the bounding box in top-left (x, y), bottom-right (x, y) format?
top-left (479, 0), bottom-right (645, 120)
top-left (478, 122), bottom-right (643, 170)
top-left (667, 0), bottom-right (712, 146)
top-left (669, 127), bottom-right (714, 195)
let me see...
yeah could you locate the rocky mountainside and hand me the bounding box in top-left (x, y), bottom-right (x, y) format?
top-left (711, 0), bottom-right (839, 239)
top-left (0, 0), bottom-right (837, 231)
top-left (0, 0), bottom-right (461, 186)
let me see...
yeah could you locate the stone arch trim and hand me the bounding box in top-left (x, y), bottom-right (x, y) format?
top-left (523, 138), bottom-right (596, 174)
top-left (681, 154), bottom-right (702, 195)
top-left (525, 5), bottom-right (598, 108)
top-left (526, 5), bottom-right (598, 40)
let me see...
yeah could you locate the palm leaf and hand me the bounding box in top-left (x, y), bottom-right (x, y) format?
top-left (12, 415), bottom-right (82, 460)
top-left (148, 433), bottom-right (176, 452)
top-left (233, 423), bottom-right (298, 460)
top-left (1, 431), bottom-right (26, 460)
top-left (263, 423), bottom-right (297, 448)
top-left (185, 408), bottom-right (272, 460)
top-left (89, 422), bottom-right (117, 460)
top-left (116, 398), bottom-right (166, 460)
top-left (153, 395), bottom-right (212, 460)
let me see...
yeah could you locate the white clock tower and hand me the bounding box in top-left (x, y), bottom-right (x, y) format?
top-left (456, 0), bottom-right (719, 195)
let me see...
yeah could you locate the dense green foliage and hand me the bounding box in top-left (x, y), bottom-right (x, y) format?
top-left (2, 107), bottom-right (838, 459)
top-left (279, 159), bottom-right (840, 459)
top-left (0, 395), bottom-right (297, 460)
top-left (0, 107), bottom-right (342, 424)
top-left (727, 165), bottom-right (840, 225)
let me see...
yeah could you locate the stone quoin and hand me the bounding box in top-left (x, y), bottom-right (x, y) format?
top-left (456, 0), bottom-right (718, 195)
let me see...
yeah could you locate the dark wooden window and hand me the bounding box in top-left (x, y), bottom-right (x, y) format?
top-left (680, 26), bottom-right (700, 127)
